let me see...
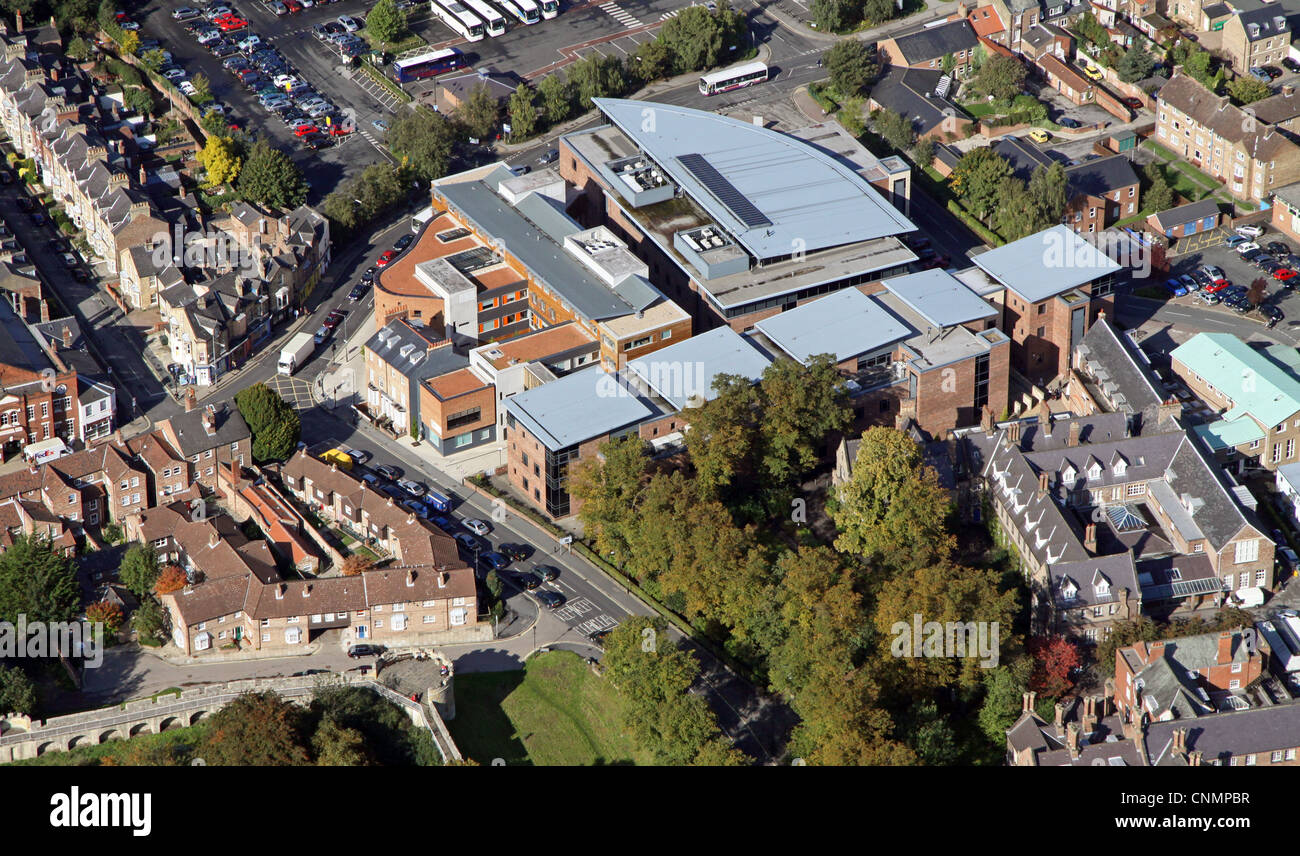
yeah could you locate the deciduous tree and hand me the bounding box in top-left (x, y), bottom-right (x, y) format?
top-left (364, 0), bottom-right (409, 45)
top-left (154, 564), bottom-right (187, 595)
top-left (824, 38), bottom-right (876, 96)
top-left (507, 84), bottom-right (538, 139)
top-left (119, 543), bottom-right (160, 597)
top-left (950, 147), bottom-right (1012, 221)
top-left (974, 54), bottom-right (1026, 102)
top-left (388, 107), bottom-right (456, 180)
top-left (830, 426), bottom-right (955, 572)
top-left (0, 534), bottom-right (79, 626)
top-left (202, 691), bottom-right (310, 766)
top-left (198, 135), bottom-right (243, 188)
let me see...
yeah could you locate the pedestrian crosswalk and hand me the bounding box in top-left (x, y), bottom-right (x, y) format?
top-left (660, 9), bottom-right (681, 19)
top-left (599, 1), bottom-right (644, 28)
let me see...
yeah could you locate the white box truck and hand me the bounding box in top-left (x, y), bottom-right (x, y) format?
top-left (278, 331), bottom-right (315, 375)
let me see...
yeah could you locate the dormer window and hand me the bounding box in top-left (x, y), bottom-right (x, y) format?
top-left (1113, 460), bottom-right (1126, 477)
top-left (1062, 466), bottom-right (1077, 486)
top-left (1087, 463), bottom-right (1101, 480)
top-left (1095, 579), bottom-right (1110, 597)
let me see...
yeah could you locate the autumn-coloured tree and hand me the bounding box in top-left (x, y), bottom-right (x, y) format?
top-left (1028, 635), bottom-right (1081, 698)
top-left (202, 690), bottom-right (310, 766)
top-left (341, 554), bottom-right (374, 576)
top-left (154, 564), bottom-right (187, 595)
top-left (86, 600), bottom-right (124, 634)
top-left (1249, 277), bottom-right (1269, 306)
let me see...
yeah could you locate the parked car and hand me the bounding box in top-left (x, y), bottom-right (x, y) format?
top-left (394, 233), bottom-right (414, 252)
top-left (453, 532), bottom-right (480, 551)
top-left (1286, 57), bottom-right (1300, 73)
top-left (1276, 268), bottom-right (1298, 282)
top-left (344, 448), bottom-right (369, 463)
top-left (313, 324), bottom-right (330, 345)
top-left (347, 644), bottom-right (383, 658)
top-left (376, 250), bottom-right (396, 266)
top-left (348, 281), bottom-right (370, 301)
top-left (361, 266), bottom-right (377, 283)
top-left (1121, 96), bottom-right (1143, 109)
top-left (464, 518), bottom-right (491, 536)
top-left (1236, 223), bottom-right (1266, 237)
top-left (374, 464), bottom-right (401, 480)
top-left (1265, 65), bottom-right (1284, 79)
top-left (1250, 66), bottom-right (1272, 82)
top-left (1178, 274), bottom-right (1197, 292)
top-left (517, 571), bottom-right (541, 590)
top-left (480, 551), bottom-right (509, 572)
top-left (269, 0), bottom-right (288, 13)
top-left (173, 6), bottom-right (202, 19)
top-left (1267, 241), bottom-right (1293, 256)
top-left (324, 309), bottom-right (346, 330)
top-left (395, 478), bottom-right (425, 497)
top-left (1225, 233), bottom-right (1249, 248)
top-left (1200, 264), bottom-right (1225, 280)
top-left (1204, 279), bottom-right (1233, 293)
top-left (535, 565), bottom-right (560, 582)
top-left (1237, 241), bottom-right (1261, 254)
top-left (500, 543), bottom-right (530, 562)
top-left (61, 253), bottom-right (78, 268)
top-left (537, 148), bottom-right (560, 164)
top-left (509, 164), bottom-right (531, 176)
top-left (401, 498), bottom-right (430, 519)
top-left (1164, 277), bottom-right (1188, 296)
top-left (430, 514), bottom-right (455, 532)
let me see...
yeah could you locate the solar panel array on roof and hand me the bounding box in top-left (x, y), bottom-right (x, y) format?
top-left (676, 153), bottom-right (772, 229)
top-left (437, 227), bottom-right (471, 242)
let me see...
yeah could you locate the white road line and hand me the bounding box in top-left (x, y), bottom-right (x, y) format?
top-left (598, 1), bottom-right (644, 27)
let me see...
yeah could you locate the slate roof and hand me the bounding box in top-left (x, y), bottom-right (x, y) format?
top-left (890, 20), bottom-right (979, 64)
top-left (1050, 552), bottom-right (1139, 609)
top-left (1147, 703), bottom-right (1300, 765)
top-left (1148, 198), bottom-right (1222, 231)
top-left (870, 65), bottom-right (968, 137)
top-left (1065, 155), bottom-right (1139, 198)
top-left (161, 404), bottom-right (250, 457)
top-left (1074, 317), bottom-right (1166, 429)
top-left (1158, 73), bottom-right (1300, 162)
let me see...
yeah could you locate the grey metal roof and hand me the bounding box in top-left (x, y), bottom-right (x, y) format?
top-left (437, 179), bottom-right (634, 321)
top-left (505, 367), bottom-right (658, 450)
top-left (624, 326), bottom-right (773, 411)
top-left (753, 288), bottom-right (912, 364)
top-left (972, 225), bottom-right (1122, 303)
top-left (513, 192), bottom-right (582, 244)
top-left (592, 98), bottom-right (915, 260)
top-left (610, 274), bottom-right (661, 313)
top-left (882, 269), bottom-right (998, 328)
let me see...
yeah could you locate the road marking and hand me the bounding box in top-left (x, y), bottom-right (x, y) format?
top-left (660, 9), bottom-right (680, 19)
top-left (598, 1), bottom-right (644, 28)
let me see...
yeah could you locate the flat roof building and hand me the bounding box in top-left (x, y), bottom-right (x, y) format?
top-left (561, 98), bottom-right (919, 330)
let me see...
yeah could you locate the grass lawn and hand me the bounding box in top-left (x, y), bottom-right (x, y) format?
top-left (448, 650), bottom-right (655, 766)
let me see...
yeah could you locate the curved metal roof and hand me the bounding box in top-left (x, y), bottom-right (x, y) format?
top-left (593, 98), bottom-right (916, 261)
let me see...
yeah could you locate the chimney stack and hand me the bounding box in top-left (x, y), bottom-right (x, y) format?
top-left (208, 530), bottom-right (218, 549)
top-left (185, 388), bottom-right (196, 412)
top-left (1172, 728), bottom-right (1186, 754)
top-left (1189, 750), bottom-right (1203, 766)
top-left (1053, 701), bottom-right (1065, 735)
top-left (406, 569), bottom-right (415, 587)
top-left (1066, 722), bottom-right (1080, 759)
top-left (1081, 696), bottom-right (1098, 735)
top-left (1007, 420), bottom-right (1022, 447)
top-left (1068, 420), bottom-right (1081, 448)
top-left (1038, 471), bottom-right (1049, 496)
top-left (1085, 523), bottom-right (1097, 554)
top-left (1217, 630), bottom-right (1234, 666)
top-left (438, 571), bottom-right (448, 588)
top-left (60, 324), bottom-right (70, 350)
top-left (1038, 409), bottom-right (1051, 437)
top-left (275, 584), bottom-right (286, 600)
top-left (981, 404), bottom-right (995, 433)
top-left (1022, 691), bottom-right (1037, 713)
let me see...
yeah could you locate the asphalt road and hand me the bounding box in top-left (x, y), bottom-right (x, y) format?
top-left (0, 181), bottom-right (168, 419)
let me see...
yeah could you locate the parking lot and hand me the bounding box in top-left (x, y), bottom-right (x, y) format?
top-left (1162, 223), bottom-right (1300, 330)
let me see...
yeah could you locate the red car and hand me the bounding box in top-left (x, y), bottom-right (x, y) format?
top-left (1205, 279), bottom-right (1232, 293)
top-left (284, 0), bottom-right (302, 11)
top-left (376, 250), bottom-right (396, 267)
top-left (1121, 97), bottom-right (1143, 109)
top-left (1275, 268), bottom-right (1298, 281)
top-left (323, 309), bottom-right (346, 330)
top-left (217, 16), bottom-right (247, 30)
top-left (293, 124), bottom-right (319, 137)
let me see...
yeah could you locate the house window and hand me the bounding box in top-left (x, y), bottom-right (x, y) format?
top-left (1235, 539), bottom-right (1260, 564)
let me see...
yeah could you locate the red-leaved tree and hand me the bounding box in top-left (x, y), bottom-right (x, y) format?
top-left (1028, 635), bottom-right (1081, 698)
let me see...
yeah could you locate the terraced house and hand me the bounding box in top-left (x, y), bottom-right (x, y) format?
top-left (1156, 73), bottom-right (1300, 204)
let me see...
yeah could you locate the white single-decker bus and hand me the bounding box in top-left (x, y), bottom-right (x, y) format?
top-left (463, 0), bottom-right (505, 35)
top-left (698, 61), bottom-right (769, 96)
top-left (432, 0), bottom-right (486, 41)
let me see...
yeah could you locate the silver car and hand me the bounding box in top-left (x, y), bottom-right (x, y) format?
top-left (464, 518), bottom-right (490, 536)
